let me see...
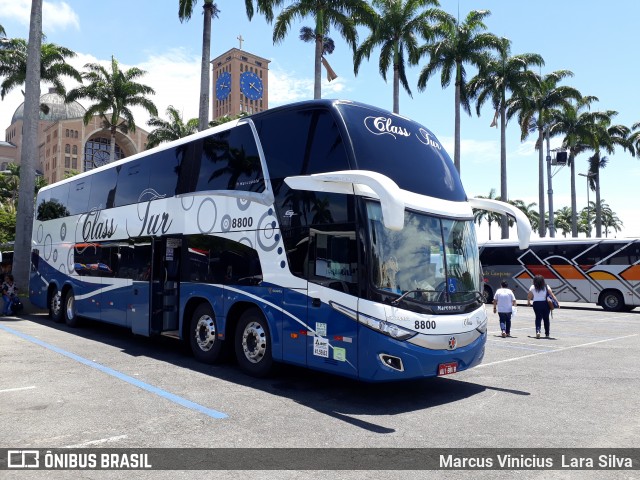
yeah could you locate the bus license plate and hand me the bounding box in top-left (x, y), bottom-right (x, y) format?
top-left (438, 362), bottom-right (458, 376)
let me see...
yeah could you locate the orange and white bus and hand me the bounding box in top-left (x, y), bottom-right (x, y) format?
top-left (480, 238), bottom-right (640, 312)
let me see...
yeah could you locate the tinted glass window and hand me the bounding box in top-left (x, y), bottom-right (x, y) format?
top-left (255, 107), bottom-right (351, 181)
top-left (74, 243), bottom-right (112, 277)
top-left (336, 103), bottom-right (466, 201)
top-left (605, 242), bottom-right (640, 265)
top-left (150, 147), bottom-right (183, 198)
top-left (185, 234), bottom-right (262, 285)
top-left (194, 124), bottom-right (264, 193)
top-left (36, 186), bottom-right (71, 220)
top-left (88, 168), bottom-right (117, 211)
top-left (480, 245), bottom-right (523, 266)
top-left (114, 161), bottom-right (150, 207)
top-left (67, 179), bottom-right (91, 216)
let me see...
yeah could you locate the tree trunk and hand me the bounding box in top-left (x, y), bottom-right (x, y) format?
top-left (392, 44), bottom-right (399, 114)
top-left (537, 124), bottom-right (545, 237)
top-left (453, 63), bottom-right (461, 174)
top-left (314, 33), bottom-right (323, 99)
top-left (595, 171), bottom-right (602, 237)
top-left (500, 105), bottom-right (508, 239)
top-left (13, 0), bottom-right (42, 293)
top-left (199, 2), bottom-right (213, 131)
top-left (570, 152), bottom-right (578, 237)
top-left (109, 127), bottom-right (117, 164)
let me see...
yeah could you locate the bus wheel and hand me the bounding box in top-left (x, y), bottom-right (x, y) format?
top-left (190, 303), bottom-right (222, 364)
top-left (235, 308), bottom-right (273, 378)
top-left (63, 290), bottom-right (80, 327)
top-left (601, 290), bottom-right (624, 312)
top-left (50, 288), bottom-right (64, 323)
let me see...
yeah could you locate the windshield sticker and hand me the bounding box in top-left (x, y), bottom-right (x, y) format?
top-left (333, 347), bottom-right (346, 362)
top-left (315, 322), bottom-right (327, 337)
top-left (416, 128), bottom-right (442, 150)
top-left (313, 337), bottom-right (329, 358)
top-left (364, 116), bottom-right (410, 139)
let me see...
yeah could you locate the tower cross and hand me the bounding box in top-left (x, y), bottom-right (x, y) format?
top-left (237, 34), bottom-right (244, 50)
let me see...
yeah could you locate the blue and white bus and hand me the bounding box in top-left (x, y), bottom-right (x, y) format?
top-left (29, 99), bottom-right (530, 381)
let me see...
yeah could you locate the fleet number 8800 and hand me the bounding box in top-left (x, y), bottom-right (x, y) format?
top-left (415, 320), bottom-right (436, 330)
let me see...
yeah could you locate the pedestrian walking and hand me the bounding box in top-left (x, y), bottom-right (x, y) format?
top-left (493, 280), bottom-right (516, 337)
top-left (527, 274), bottom-right (559, 338)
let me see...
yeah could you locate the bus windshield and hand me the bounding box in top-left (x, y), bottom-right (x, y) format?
top-left (367, 202), bottom-right (481, 308)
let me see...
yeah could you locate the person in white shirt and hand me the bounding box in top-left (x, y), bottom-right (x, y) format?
top-left (492, 280), bottom-right (516, 337)
top-left (527, 274), bottom-right (559, 339)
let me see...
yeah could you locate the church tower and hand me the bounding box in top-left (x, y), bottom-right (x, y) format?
top-left (211, 37), bottom-right (270, 120)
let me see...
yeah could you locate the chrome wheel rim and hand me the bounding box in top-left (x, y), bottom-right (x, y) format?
top-left (195, 315), bottom-right (216, 352)
top-left (51, 291), bottom-right (61, 317)
top-left (242, 321), bottom-right (266, 364)
top-left (65, 295), bottom-right (75, 320)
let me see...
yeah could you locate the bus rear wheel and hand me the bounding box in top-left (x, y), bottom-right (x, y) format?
top-left (50, 288), bottom-right (63, 323)
top-left (601, 290), bottom-right (624, 312)
top-left (189, 303), bottom-right (223, 364)
top-left (235, 308), bottom-right (273, 378)
top-left (63, 289), bottom-right (80, 327)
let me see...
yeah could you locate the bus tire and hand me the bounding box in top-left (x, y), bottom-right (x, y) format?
top-left (235, 308), bottom-right (273, 378)
top-left (63, 289), bottom-right (80, 327)
top-left (50, 288), bottom-right (64, 323)
top-left (189, 303), bottom-right (223, 364)
top-left (601, 290), bottom-right (624, 312)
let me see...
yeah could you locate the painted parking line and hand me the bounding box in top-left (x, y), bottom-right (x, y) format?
top-left (477, 333), bottom-right (638, 368)
top-left (0, 386), bottom-right (36, 394)
top-left (0, 324), bottom-right (227, 419)
top-left (64, 435), bottom-right (128, 448)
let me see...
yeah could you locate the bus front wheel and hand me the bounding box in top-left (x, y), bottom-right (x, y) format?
top-left (235, 308), bottom-right (273, 378)
top-left (601, 290), bottom-right (624, 312)
top-left (50, 288), bottom-right (63, 323)
top-left (63, 290), bottom-right (80, 327)
top-left (189, 303), bottom-right (223, 364)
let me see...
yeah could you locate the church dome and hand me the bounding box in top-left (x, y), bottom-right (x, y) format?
top-left (11, 88), bottom-right (86, 124)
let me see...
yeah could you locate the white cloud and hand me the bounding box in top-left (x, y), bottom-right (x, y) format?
top-left (0, 0), bottom-right (79, 32)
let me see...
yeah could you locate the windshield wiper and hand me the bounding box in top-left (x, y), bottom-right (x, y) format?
top-left (390, 289), bottom-right (434, 306)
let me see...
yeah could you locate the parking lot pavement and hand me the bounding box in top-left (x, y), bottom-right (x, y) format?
top-left (1, 305), bottom-right (638, 478)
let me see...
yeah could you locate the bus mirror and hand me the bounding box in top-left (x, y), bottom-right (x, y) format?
top-left (469, 197), bottom-right (532, 249)
top-left (285, 170), bottom-right (405, 230)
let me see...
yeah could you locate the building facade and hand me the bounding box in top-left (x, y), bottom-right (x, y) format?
top-left (211, 47), bottom-right (270, 120)
top-left (3, 89), bottom-right (149, 185)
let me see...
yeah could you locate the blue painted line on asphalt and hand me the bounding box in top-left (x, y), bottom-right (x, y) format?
top-left (0, 323), bottom-right (228, 419)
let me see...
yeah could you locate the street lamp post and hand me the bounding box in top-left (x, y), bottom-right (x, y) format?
top-left (578, 172), bottom-right (595, 237)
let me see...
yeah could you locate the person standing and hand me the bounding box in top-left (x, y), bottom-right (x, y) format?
top-left (527, 274), bottom-right (559, 338)
top-left (2, 274), bottom-right (18, 315)
top-left (493, 280), bottom-right (516, 337)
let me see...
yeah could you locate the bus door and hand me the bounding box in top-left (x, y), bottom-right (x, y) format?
top-left (150, 236), bottom-right (182, 335)
top-left (305, 231), bottom-right (359, 378)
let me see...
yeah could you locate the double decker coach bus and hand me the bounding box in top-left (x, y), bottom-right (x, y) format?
top-left (480, 238), bottom-right (640, 312)
top-left (30, 99), bottom-right (530, 381)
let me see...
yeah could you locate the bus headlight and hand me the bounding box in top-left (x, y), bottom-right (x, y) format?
top-left (359, 315), bottom-right (416, 341)
top-left (476, 315), bottom-right (488, 334)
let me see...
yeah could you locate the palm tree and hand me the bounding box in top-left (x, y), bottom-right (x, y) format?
top-left (273, 0), bottom-right (374, 100)
top-left (178, 1), bottom-right (279, 131)
top-left (589, 120), bottom-right (629, 237)
top-left (353, 0), bottom-right (445, 114)
top-left (549, 97), bottom-right (610, 237)
top-left (0, 38), bottom-right (82, 103)
top-left (146, 105), bottom-right (199, 149)
top-left (468, 38), bottom-right (543, 238)
top-left (600, 200), bottom-right (623, 237)
top-left (509, 199), bottom-right (539, 233)
top-left (13, 0), bottom-right (43, 297)
top-left (511, 70), bottom-right (581, 237)
top-left (416, 9), bottom-right (502, 174)
top-left (630, 122), bottom-right (640, 156)
top-left (67, 56), bottom-right (158, 164)
top-left (473, 188), bottom-right (502, 240)
top-left (554, 207), bottom-right (572, 237)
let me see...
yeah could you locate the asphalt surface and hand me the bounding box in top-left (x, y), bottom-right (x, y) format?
top-left (1, 302), bottom-right (638, 479)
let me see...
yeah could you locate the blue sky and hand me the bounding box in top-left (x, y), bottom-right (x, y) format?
top-left (1, 0), bottom-right (639, 240)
